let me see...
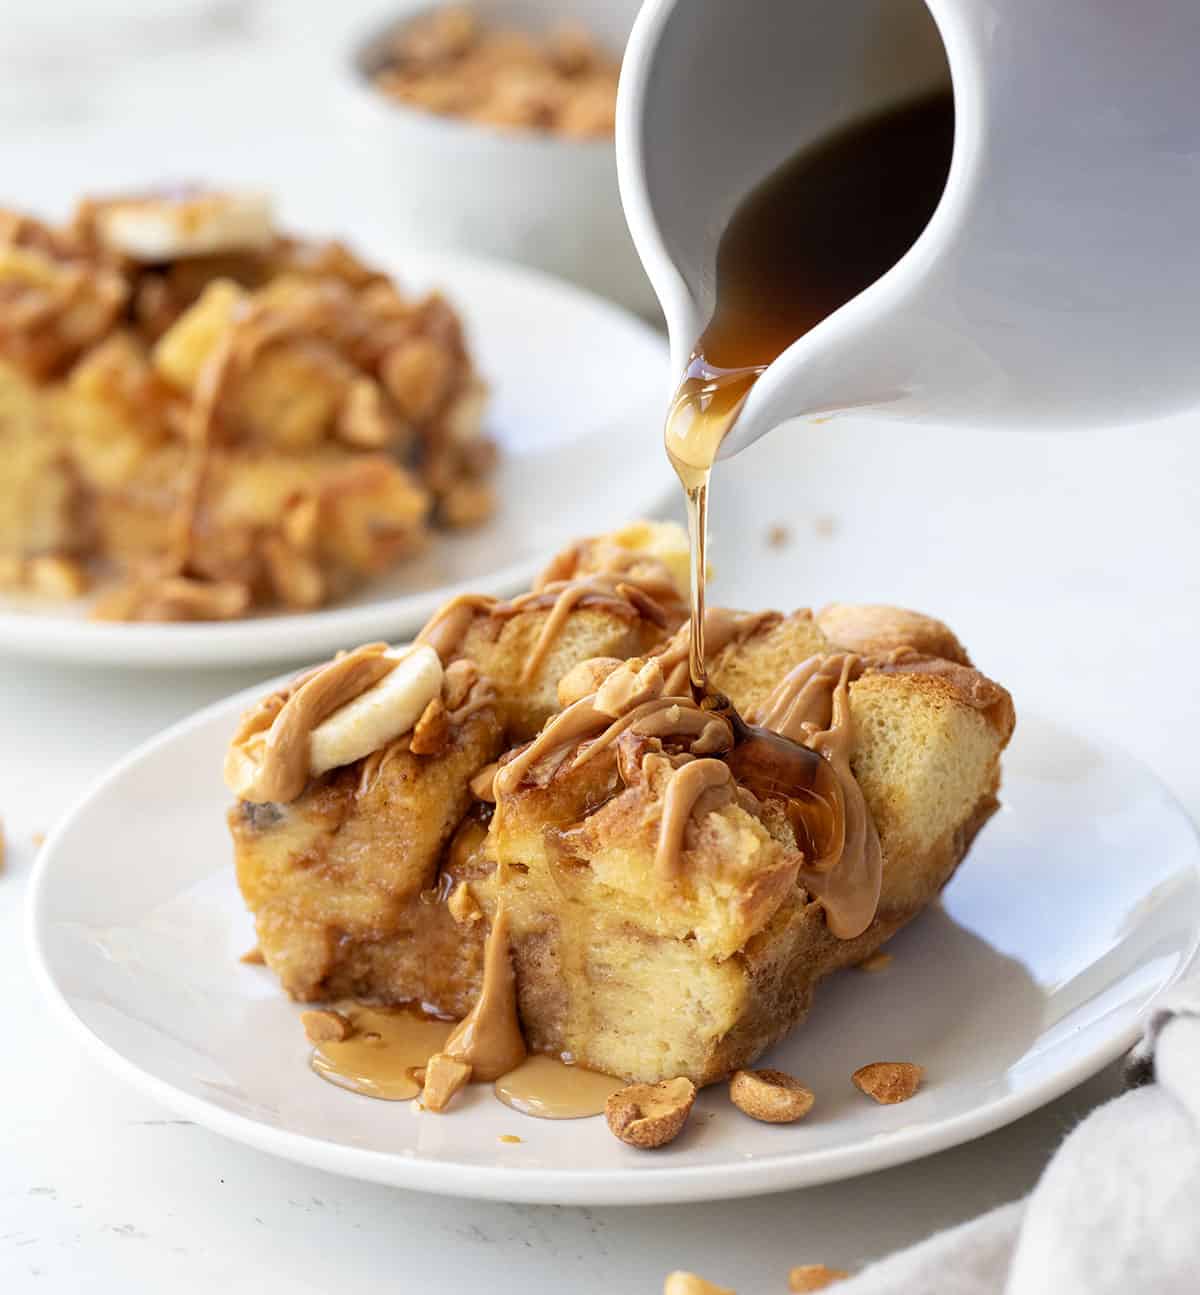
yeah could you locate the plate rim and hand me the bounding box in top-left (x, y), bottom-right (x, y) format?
top-left (25, 695), bottom-right (1200, 1205)
top-left (0, 245), bottom-right (674, 669)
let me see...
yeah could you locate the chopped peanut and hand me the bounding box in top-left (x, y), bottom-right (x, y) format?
top-left (470, 761), bottom-right (498, 802)
top-left (442, 658), bottom-right (479, 710)
top-left (409, 696), bottom-right (451, 756)
top-left (789, 1265), bottom-right (849, 1292)
top-left (663, 1273), bottom-right (734, 1295)
top-left (448, 881), bottom-right (483, 925)
top-left (422, 1052), bottom-right (472, 1112)
top-left (729, 1068), bottom-right (815, 1124)
top-left (557, 657), bottom-right (623, 707)
top-left (606, 1076), bottom-right (696, 1149)
top-left (852, 1061), bottom-right (924, 1105)
top-left (300, 1009), bottom-right (353, 1043)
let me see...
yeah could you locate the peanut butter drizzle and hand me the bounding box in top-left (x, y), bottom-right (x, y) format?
top-left (164, 297), bottom-right (340, 589)
top-left (415, 558), bottom-right (682, 675)
top-left (492, 660), bottom-right (777, 886)
top-left (654, 758), bottom-right (735, 881)
top-left (493, 697), bottom-right (612, 794)
top-left (491, 649), bottom-right (878, 935)
top-left (750, 654), bottom-right (883, 939)
top-left (494, 1055), bottom-right (625, 1120)
top-left (494, 691), bottom-right (733, 799)
top-left (224, 643), bottom-right (397, 804)
top-left (416, 593), bottom-right (497, 662)
top-left (164, 322), bottom-right (240, 574)
top-left (442, 899), bottom-right (527, 1082)
top-left (309, 1004), bottom-right (455, 1101)
top-left (515, 574), bottom-right (672, 682)
top-left (753, 655), bottom-right (843, 742)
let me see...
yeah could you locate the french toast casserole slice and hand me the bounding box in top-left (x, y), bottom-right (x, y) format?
top-left (0, 191), bottom-right (496, 617)
top-left (228, 523), bottom-right (1014, 1086)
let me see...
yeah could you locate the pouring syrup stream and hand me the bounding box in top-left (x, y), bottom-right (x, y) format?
top-left (664, 91), bottom-right (954, 697)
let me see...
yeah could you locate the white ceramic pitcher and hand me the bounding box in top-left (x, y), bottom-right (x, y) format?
top-left (616, 0), bottom-right (1200, 455)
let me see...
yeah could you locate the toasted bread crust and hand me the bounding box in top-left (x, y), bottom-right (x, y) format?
top-left (818, 602), bottom-right (971, 666)
top-left (705, 780), bottom-right (999, 1084)
top-left (864, 655), bottom-right (1015, 741)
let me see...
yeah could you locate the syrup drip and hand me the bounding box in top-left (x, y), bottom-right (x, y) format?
top-left (723, 707), bottom-right (845, 874)
top-left (664, 91), bottom-right (953, 699)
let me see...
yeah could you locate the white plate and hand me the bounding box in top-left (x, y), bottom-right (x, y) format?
top-left (0, 250), bottom-right (673, 668)
top-left (28, 699), bottom-right (1200, 1205)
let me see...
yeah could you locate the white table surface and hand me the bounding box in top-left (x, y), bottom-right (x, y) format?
top-left (2, 3), bottom-right (1198, 1292)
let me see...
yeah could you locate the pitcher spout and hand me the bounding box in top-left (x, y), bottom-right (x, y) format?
top-left (620, 0), bottom-right (1200, 449)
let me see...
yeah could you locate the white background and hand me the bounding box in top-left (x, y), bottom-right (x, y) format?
top-left (1, 1), bottom-right (1196, 1291)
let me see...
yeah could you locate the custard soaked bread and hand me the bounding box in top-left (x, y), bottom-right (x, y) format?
top-left (227, 524), bottom-right (1013, 1087)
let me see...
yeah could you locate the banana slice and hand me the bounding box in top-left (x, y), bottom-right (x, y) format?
top-left (309, 644), bottom-right (443, 777)
top-left (93, 191), bottom-right (273, 262)
top-left (608, 520), bottom-right (696, 599)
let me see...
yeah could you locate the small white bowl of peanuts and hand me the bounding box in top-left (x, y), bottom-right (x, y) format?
top-left (342, 0), bottom-right (654, 318)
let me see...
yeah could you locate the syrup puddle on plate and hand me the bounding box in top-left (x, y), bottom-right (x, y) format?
top-left (310, 1004), bottom-right (622, 1119)
top-left (494, 1055), bottom-right (625, 1120)
top-left (310, 1004), bottom-right (453, 1102)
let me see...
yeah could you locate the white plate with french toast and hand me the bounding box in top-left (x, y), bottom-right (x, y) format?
top-left (28, 556), bottom-right (1200, 1204)
top-left (0, 192), bottom-right (673, 667)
